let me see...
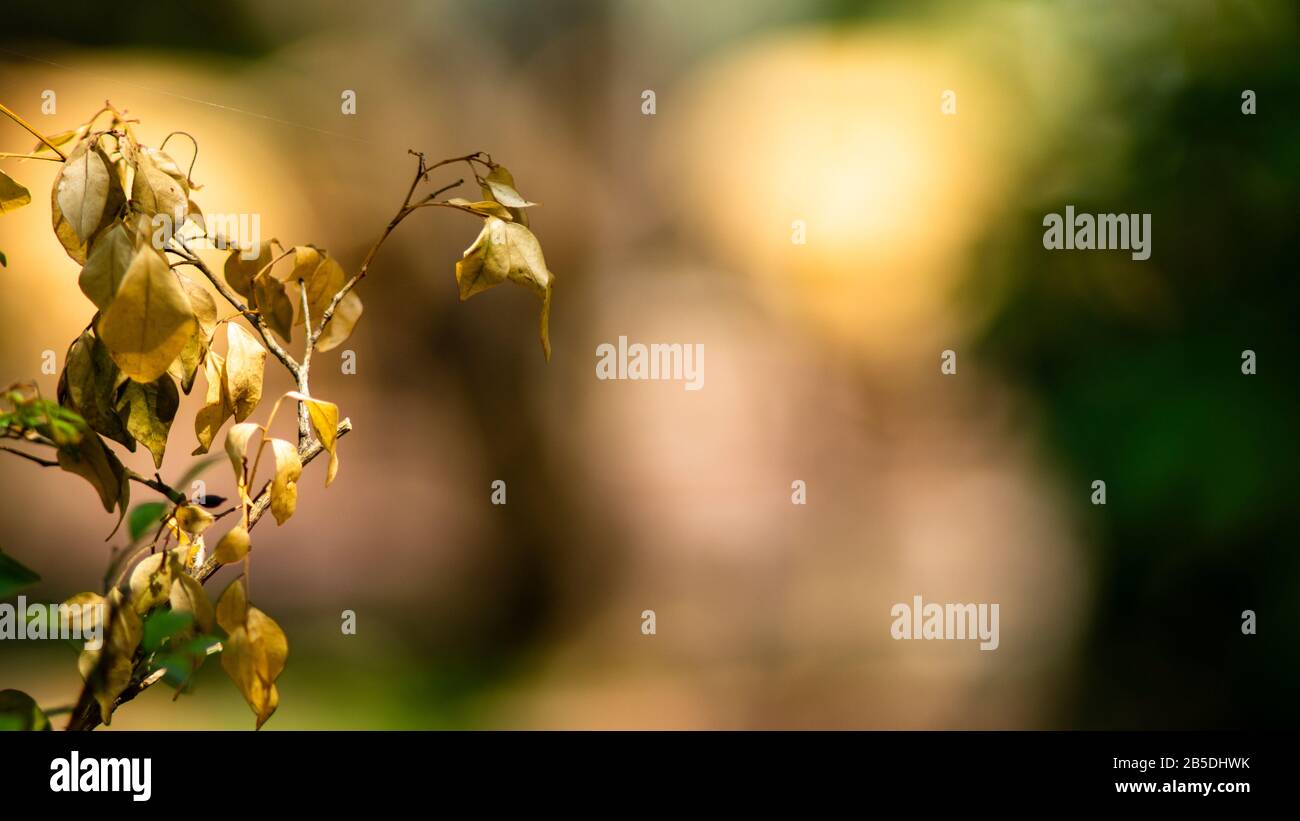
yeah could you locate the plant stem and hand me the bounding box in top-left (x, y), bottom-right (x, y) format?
top-left (63, 419), bottom-right (352, 731)
top-left (0, 102), bottom-right (67, 160)
top-left (170, 238), bottom-right (302, 379)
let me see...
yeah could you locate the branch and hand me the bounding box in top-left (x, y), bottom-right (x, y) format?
top-left (1, 444), bottom-right (185, 503)
top-left (0, 101), bottom-right (67, 160)
top-left (0, 151), bottom-right (64, 162)
top-left (0, 444), bottom-right (57, 467)
top-left (170, 237), bottom-right (302, 379)
top-left (64, 418), bottom-right (352, 731)
top-left (63, 148), bottom-right (475, 732)
top-left (311, 153), bottom-right (469, 346)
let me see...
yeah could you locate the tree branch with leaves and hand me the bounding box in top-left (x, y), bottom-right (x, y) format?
top-left (0, 101), bottom-right (554, 731)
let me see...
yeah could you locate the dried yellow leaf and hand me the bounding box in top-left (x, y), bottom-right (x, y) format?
top-left (169, 573), bottom-right (214, 634)
top-left (116, 376), bottom-right (179, 469)
top-left (132, 148), bottom-right (188, 228)
top-left (455, 217), bottom-right (554, 359)
top-left (128, 549), bottom-right (182, 614)
top-left (193, 350), bottom-right (231, 454)
top-left (0, 168), bottom-right (31, 214)
top-left (224, 421), bottom-right (261, 487)
top-left (269, 438), bottom-right (302, 525)
top-left (215, 577), bottom-right (248, 634)
top-left (213, 524), bottom-right (250, 564)
top-left (174, 503), bottom-right (215, 537)
top-left (286, 391), bottom-right (340, 485)
top-left (97, 245), bottom-right (199, 382)
top-left (223, 241), bottom-right (275, 300)
top-left (221, 605), bottom-right (287, 729)
top-left (224, 323), bottom-right (266, 422)
top-left (55, 139), bottom-right (111, 243)
top-left (77, 221), bottom-right (137, 310)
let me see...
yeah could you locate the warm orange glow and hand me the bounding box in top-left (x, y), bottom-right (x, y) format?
top-left (667, 27), bottom-right (1022, 358)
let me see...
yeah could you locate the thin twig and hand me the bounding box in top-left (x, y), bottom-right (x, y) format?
top-left (0, 151), bottom-right (63, 162)
top-left (0, 101), bottom-right (67, 160)
top-left (1, 445), bottom-right (188, 505)
top-left (0, 445), bottom-right (57, 467)
top-left (297, 279), bottom-right (313, 448)
top-left (170, 237), bottom-right (302, 378)
top-left (313, 156), bottom-right (473, 345)
top-left (64, 419), bottom-right (352, 731)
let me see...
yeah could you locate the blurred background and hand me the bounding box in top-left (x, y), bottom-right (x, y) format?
top-left (0, 0), bottom-right (1296, 729)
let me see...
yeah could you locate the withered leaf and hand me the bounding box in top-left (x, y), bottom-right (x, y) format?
top-left (481, 164), bottom-right (535, 226)
top-left (169, 572), bottom-right (214, 634)
top-left (220, 602), bottom-right (287, 730)
top-left (269, 438), bottom-right (301, 525)
top-left (223, 241), bottom-right (275, 300)
top-left (55, 139), bottom-right (112, 243)
top-left (29, 126), bottom-right (86, 158)
top-left (129, 549), bottom-right (182, 614)
top-left (131, 147), bottom-right (188, 229)
top-left (77, 221), bottom-right (137, 310)
top-left (174, 502), bottom-right (215, 537)
top-left (286, 391), bottom-right (340, 485)
top-left (224, 422), bottom-right (261, 487)
top-left (215, 576), bottom-right (248, 634)
top-left (168, 330), bottom-right (207, 396)
top-left (60, 592), bottom-right (105, 641)
top-left (0, 169), bottom-right (31, 214)
top-left (224, 323), bottom-right (266, 422)
top-left (455, 217), bottom-right (554, 359)
top-left (193, 350), bottom-right (231, 454)
top-left (168, 272), bottom-right (216, 394)
top-left (254, 272), bottom-right (295, 343)
top-left (59, 329), bottom-right (134, 451)
top-left (97, 245), bottom-right (199, 382)
top-left (56, 427), bottom-right (128, 516)
top-left (213, 524), bottom-right (250, 564)
top-left (80, 590), bottom-right (141, 725)
top-left (288, 245), bottom-right (322, 299)
top-left (299, 252), bottom-right (362, 350)
top-left (447, 197), bottom-right (513, 220)
top-left (50, 153), bottom-right (124, 266)
top-left (299, 250), bottom-right (337, 317)
top-left (315, 291), bottom-right (362, 353)
top-left (116, 375), bottom-right (179, 469)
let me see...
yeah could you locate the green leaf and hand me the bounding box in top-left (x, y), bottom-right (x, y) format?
top-left (127, 502), bottom-right (169, 543)
top-left (152, 634), bottom-right (219, 691)
top-left (0, 550), bottom-right (41, 599)
top-left (0, 690), bottom-right (50, 731)
top-left (142, 609), bottom-right (194, 654)
top-left (3, 386), bottom-right (89, 447)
